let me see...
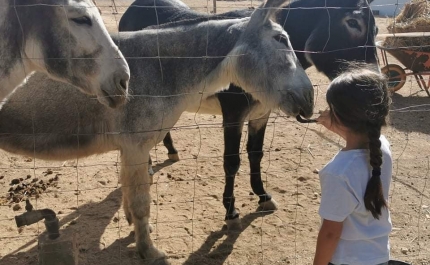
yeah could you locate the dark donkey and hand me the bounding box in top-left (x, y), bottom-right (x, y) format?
top-left (119, 0), bottom-right (379, 229)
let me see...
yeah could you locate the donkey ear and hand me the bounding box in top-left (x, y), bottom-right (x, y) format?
top-left (248, 0), bottom-right (286, 26)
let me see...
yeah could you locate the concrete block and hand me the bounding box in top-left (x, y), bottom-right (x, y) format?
top-left (38, 229), bottom-right (78, 265)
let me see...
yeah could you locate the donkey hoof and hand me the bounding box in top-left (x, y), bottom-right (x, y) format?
top-left (225, 218), bottom-right (242, 231)
top-left (257, 198), bottom-right (279, 212)
top-left (168, 153), bottom-right (180, 162)
top-left (138, 245), bottom-right (168, 264)
top-left (149, 174), bottom-right (154, 185)
top-left (149, 257), bottom-right (170, 265)
top-left (148, 166), bottom-right (155, 176)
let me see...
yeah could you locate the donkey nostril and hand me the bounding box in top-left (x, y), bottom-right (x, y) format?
top-left (119, 79), bottom-right (128, 91)
top-left (114, 71), bottom-right (129, 92)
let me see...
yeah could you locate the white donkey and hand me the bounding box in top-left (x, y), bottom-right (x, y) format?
top-left (0, 0), bottom-right (313, 263)
top-left (0, 0), bottom-right (130, 108)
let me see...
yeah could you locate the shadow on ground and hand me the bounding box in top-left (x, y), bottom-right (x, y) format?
top-left (182, 211), bottom-right (272, 265)
top-left (0, 189), bottom-right (139, 265)
top-left (390, 92), bottom-right (430, 135)
top-left (0, 155), bottom-right (274, 265)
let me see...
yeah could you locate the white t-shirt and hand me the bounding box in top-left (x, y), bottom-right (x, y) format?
top-left (318, 135), bottom-right (392, 265)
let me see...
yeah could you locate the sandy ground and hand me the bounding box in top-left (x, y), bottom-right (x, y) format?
top-left (0, 1), bottom-right (429, 265)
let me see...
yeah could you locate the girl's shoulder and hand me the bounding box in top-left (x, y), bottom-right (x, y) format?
top-left (320, 135), bottom-right (392, 182)
top-left (380, 135), bottom-right (392, 157)
top-left (320, 150), bottom-right (368, 180)
top-left (380, 134), bottom-right (388, 144)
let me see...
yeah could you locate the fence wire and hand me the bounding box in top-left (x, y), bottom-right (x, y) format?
top-left (0, 1), bottom-right (429, 265)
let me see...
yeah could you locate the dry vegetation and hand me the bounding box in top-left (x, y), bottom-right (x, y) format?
top-left (383, 1), bottom-right (430, 52)
top-left (388, 0), bottom-right (430, 33)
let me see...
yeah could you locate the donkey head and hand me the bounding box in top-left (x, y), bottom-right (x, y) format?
top-left (14, 0), bottom-right (130, 108)
top-left (303, 0), bottom-right (378, 79)
top-left (231, 0), bottom-right (314, 118)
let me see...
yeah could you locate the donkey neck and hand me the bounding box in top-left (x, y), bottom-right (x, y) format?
top-left (116, 19), bottom-right (246, 96)
top-left (277, 0), bottom-right (326, 69)
top-left (0, 1), bottom-right (35, 101)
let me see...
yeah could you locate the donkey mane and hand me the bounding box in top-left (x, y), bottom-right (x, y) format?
top-left (145, 16), bottom-right (248, 30)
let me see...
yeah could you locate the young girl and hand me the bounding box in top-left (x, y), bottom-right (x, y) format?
top-left (313, 69), bottom-right (392, 265)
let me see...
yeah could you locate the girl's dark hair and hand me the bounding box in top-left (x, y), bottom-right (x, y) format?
top-left (326, 66), bottom-right (390, 219)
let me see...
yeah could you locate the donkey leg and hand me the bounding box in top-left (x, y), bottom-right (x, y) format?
top-left (122, 195), bottom-right (133, 225)
top-left (218, 85), bottom-right (252, 230)
top-left (222, 119), bottom-right (244, 230)
top-left (120, 149), bottom-right (169, 264)
top-left (163, 132), bottom-right (179, 161)
top-left (247, 112), bottom-right (278, 212)
top-left (122, 196), bottom-right (154, 232)
top-left (148, 155), bottom-right (154, 176)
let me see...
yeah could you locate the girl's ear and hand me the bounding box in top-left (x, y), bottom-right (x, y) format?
top-left (331, 109), bottom-right (341, 125)
top-left (329, 107), bottom-right (351, 139)
top-left (330, 105), bottom-right (349, 128)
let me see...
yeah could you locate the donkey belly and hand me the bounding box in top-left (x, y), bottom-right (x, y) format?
top-left (0, 129), bottom-right (115, 161)
top-left (184, 89), bottom-right (269, 122)
top-left (0, 73), bottom-right (117, 161)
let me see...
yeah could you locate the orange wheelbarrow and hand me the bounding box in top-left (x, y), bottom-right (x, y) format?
top-left (376, 33), bottom-right (430, 97)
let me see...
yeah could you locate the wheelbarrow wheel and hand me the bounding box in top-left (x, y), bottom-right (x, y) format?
top-left (381, 64), bottom-right (406, 92)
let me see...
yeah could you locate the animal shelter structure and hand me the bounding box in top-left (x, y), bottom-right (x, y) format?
top-left (371, 0), bottom-right (407, 16)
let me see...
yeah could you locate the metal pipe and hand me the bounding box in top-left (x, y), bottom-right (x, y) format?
top-left (15, 200), bottom-right (60, 240)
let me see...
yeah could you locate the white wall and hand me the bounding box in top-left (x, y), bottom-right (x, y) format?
top-left (370, 0), bottom-right (409, 17)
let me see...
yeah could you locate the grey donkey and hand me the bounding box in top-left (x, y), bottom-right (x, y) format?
top-left (0, 0), bottom-right (129, 108)
top-left (0, 0), bottom-right (314, 263)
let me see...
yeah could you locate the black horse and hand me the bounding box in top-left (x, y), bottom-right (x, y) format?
top-left (119, 0), bottom-right (379, 229)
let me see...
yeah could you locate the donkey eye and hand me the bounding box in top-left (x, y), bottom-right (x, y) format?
top-left (274, 34), bottom-right (289, 47)
top-left (71, 16), bottom-right (92, 26)
top-left (346, 19), bottom-right (361, 31)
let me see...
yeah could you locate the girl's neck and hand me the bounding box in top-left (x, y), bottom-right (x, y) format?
top-left (342, 131), bottom-right (369, 151)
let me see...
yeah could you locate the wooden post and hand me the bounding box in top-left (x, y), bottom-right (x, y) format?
top-left (213, 0), bottom-right (216, 14)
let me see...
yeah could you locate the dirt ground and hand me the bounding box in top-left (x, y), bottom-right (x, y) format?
top-left (0, 1), bottom-right (429, 265)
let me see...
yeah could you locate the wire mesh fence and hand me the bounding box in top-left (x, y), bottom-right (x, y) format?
top-left (0, 0), bottom-right (429, 265)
